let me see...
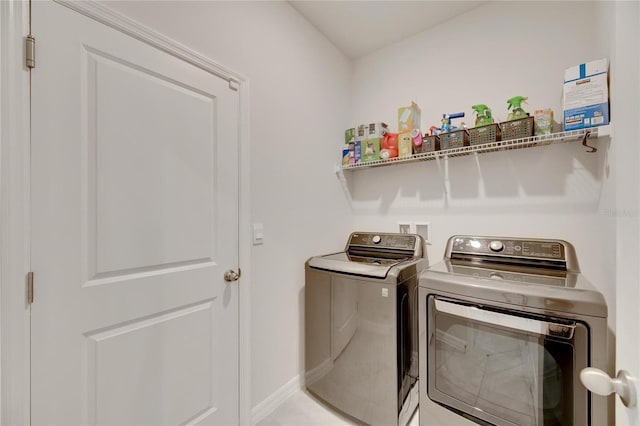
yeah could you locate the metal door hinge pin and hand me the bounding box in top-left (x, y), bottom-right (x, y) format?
top-left (26, 35), bottom-right (36, 69)
top-left (27, 271), bottom-right (34, 304)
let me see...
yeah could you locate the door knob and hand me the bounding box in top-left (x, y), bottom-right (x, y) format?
top-left (224, 269), bottom-right (241, 282)
top-left (580, 367), bottom-right (637, 407)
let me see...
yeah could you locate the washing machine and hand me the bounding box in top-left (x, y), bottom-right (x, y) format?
top-left (305, 232), bottom-right (428, 426)
top-left (418, 235), bottom-right (609, 426)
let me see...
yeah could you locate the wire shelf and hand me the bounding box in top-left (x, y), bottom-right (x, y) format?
top-left (338, 126), bottom-right (609, 172)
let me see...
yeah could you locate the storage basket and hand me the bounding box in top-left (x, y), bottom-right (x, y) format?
top-left (469, 123), bottom-right (501, 146)
top-left (500, 116), bottom-right (534, 141)
top-left (416, 134), bottom-right (440, 153)
top-left (439, 129), bottom-right (470, 150)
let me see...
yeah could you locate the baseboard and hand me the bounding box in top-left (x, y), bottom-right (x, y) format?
top-left (251, 374), bottom-right (301, 425)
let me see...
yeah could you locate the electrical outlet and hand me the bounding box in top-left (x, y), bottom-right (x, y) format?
top-left (398, 223), bottom-right (411, 234)
top-left (415, 222), bottom-right (431, 243)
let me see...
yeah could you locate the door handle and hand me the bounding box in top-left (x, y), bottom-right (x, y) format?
top-left (580, 367), bottom-right (637, 407)
top-left (434, 298), bottom-right (576, 339)
top-left (224, 269), bottom-right (241, 282)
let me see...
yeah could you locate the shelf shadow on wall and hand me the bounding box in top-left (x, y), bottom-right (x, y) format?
top-left (343, 138), bottom-right (610, 216)
top-left (347, 160), bottom-right (447, 215)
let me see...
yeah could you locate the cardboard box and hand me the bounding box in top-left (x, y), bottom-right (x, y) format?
top-left (345, 141), bottom-right (361, 165)
top-left (398, 132), bottom-right (413, 157)
top-left (534, 109), bottom-right (554, 136)
top-left (341, 146), bottom-right (351, 166)
top-left (361, 138), bottom-right (381, 162)
top-left (353, 140), bottom-right (362, 163)
top-left (356, 124), bottom-right (367, 140)
top-left (366, 122), bottom-right (388, 139)
top-left (398, 102), bottom-right (421, 133)
top-left (563, 58), bottom-right (609, 130)
top-left (345, 128), bottom-right (355, 144)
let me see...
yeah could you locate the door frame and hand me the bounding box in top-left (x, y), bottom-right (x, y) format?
top-left (0, 1), bottom-right (31, 424)
top-left (0, 1), bottom-right (252, 424)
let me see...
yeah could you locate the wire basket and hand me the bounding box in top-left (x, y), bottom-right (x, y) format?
top-left (469, 123), bottom-right (501, 146)
top-left (440, 129), bottom-right (470, 149)
top-left (416, 135), bottom-right (440, 153)
top-left (500, 116), bottom-right (534, 141)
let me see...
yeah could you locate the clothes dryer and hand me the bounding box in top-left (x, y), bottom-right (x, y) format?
top-left (418, 235), bottom-right (609, 426)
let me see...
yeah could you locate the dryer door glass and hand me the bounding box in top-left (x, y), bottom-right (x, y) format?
top-left (427, 296), bottom-right (589, 426)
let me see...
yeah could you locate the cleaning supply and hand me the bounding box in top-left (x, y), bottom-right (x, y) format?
top-left (366, 122), bottom-right (389, 139)
top-left (361, 138), bottom-right (381, 162)
top-left (380, 132), bottom-right (399, 159)
top-left (472, 104), bottom-right (493, 127)
top-left (398, 102), bottom-right (421, 132)
top-left (345, 128), bottom-right (355, 144)
top-left (398, 132), bottom-right (413, 157)
top-left (440, 112), bottom-right (465, 133)
top-left (534, 109), bottom-right (554, 135)
top-left (563, 58), bottom-right (609, 130)
top-left (507, 96), bottom-right (528, 120)
top-left (411, 128), bottom-right (422, 149)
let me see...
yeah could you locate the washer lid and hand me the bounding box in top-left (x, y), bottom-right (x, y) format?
top-left (307, 252), bottom-right (401, 278)
top-left (420, 260), bottom-right (607, 318)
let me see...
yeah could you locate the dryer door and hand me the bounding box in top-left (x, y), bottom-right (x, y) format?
top-left (427, 296), bottom-right (589, 426)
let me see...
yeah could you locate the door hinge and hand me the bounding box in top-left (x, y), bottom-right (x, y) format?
top-left (27, 271), bottom-right (34, 304)
top-left (228, 78), bottom-right (239, 92)
top-left (26, 35), bottom-right (36, 69)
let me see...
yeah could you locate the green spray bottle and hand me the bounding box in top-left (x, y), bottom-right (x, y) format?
top-left (507, 96), bottom-right (528, 120)
top-left (472, 104), bottom-right (493, 127)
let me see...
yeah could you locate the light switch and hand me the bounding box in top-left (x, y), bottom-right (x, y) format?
top-left (252, 223), bottom-right (264, 245)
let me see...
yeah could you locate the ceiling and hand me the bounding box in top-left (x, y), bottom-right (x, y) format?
top-left (289, 1), bottom-right (487, 59)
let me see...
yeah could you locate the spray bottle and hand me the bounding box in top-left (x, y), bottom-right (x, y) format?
top-left (472, 104), bottom-right (493, 127)
top-left (441, 112), bottom-right (465, 133)
top-left (507, 96), bottom-right (528, 121)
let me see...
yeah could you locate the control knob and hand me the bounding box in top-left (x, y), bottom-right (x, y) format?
top-left (372, 235), bottom-right (382, 244)
top-left (489, 240), bottom-right (504, 252)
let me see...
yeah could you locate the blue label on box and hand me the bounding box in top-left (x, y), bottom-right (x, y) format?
top-left (563, 103), bottom-right (609, 131)
top-left (354, 140), bottom-right (362, 163)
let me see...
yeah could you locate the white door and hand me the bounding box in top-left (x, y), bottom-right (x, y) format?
top-left (30, 1), bottom-right (240, 425)
top-left (615, 1), bottom-right (640, 425)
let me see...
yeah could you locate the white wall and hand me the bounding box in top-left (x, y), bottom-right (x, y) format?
top-left (349, 1), bottom-right (616, 328)
top-left (100, 0), bottom-right (353, 411)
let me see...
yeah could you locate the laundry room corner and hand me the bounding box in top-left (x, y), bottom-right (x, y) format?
top-left (5, 0), bottom-right (638, 424)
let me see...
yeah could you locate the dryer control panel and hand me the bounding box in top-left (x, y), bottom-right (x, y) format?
top-left (446, 236), bottom-right (580, 272)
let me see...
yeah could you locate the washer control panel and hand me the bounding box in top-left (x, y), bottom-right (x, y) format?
top-left (348, 232), bottom-right (419, 251)
top-left (450, 236), bottom-right (566, 261)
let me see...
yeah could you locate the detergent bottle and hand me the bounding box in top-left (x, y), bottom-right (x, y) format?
top-left (380, 133), bottom-right (399, 159)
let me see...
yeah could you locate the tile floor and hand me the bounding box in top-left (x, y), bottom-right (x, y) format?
top-left (257, 390), bottom-right (419, 426)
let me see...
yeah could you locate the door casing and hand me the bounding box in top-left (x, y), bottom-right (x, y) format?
top-left (0, 1), bottom-right (252, 424)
